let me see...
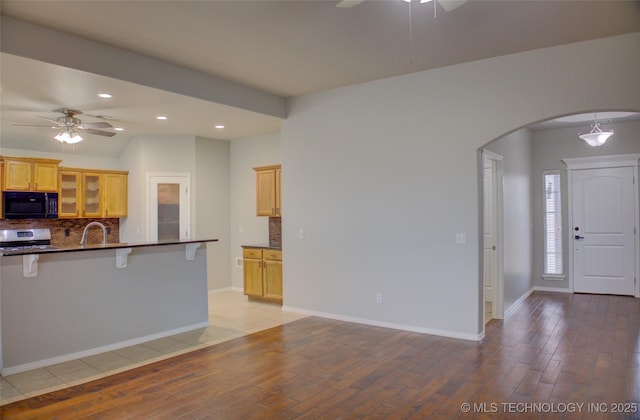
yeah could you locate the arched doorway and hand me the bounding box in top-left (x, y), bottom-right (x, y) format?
top-left (479, 110), bottom-right (640, 329)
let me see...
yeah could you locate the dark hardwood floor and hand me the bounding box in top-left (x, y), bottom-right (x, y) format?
top-left (2, 292), bottom-right (640, 419)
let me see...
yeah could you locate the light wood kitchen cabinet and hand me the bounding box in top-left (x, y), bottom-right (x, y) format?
top-left (59, 170), bottom-right (82, 217)
top-left (58, 168), bottom-right (128, 218)
top-left (243, 248), bottom-right (264, 297)
top-left (254, 165), bottom-right (281, 217)
top-left (243, 247), bottom-right (283, 302)
top-left (263, 249), bottom-right (283, 300)
top-left (2, 157), bottom-right (61, 192)
top-left (103, 172), bottom-right (128, 217)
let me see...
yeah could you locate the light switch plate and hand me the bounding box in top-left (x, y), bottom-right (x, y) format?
top-left (456, 233), bottom-right (467, 244)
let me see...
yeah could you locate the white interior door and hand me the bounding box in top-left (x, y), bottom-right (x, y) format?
top-left (572, 167), bottom-right (636, 295)
top-left (483, 159), bottom-right (497, 305)
top-left (147, 174), bottom-right (190, 242)
top-left (482, 150), bottom-right (503, 321)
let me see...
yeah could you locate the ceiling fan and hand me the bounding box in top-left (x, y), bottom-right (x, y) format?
top-left (14, 109), bottom-right (116, 144)
top-left (337, 0), bottom-right (468, 12)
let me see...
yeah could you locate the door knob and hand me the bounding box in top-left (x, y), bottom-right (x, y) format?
top-left (575, 235), bottom-right (585, 240)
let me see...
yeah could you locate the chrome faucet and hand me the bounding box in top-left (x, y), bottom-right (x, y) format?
top-left (80, 221), bottom-right (107, 246)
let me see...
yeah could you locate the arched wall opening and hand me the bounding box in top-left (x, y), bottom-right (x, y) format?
top-left (477, 109), bottom-right (640, 332)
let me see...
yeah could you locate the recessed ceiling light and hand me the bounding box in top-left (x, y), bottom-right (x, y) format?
top-left (156, 115), bottom-right (168, 120)
top-left (98, 93), bottom-right (112, 99)
top-left (114, 127), bottom-right (124, 131)
top-left (215, 125), bottom-right (225, 129)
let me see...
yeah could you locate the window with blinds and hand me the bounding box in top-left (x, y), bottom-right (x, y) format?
top-left (543, 171), bottom-right (562, 275)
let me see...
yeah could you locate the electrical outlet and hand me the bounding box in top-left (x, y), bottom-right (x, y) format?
top-left (376, 292), bottom-right (383, 304)
top-left (64, 228), bottom-right (70, 237)
top-left (106, 227), bottom-right (111, 235)
top-left (235, 257), bottom-right (243, 268)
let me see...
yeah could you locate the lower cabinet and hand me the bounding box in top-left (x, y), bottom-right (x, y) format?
top-left (243, 248), bottom-right (282, 302)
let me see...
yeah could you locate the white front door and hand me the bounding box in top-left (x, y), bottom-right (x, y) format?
top-left (572, 167), bottom-right (636, 295)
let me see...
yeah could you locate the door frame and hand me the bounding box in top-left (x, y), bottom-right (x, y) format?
top-left (482, 150), bottom-right (505, 321)
top-left (563, 154), bottom-right (640, 298)
top-left (146, 172), bottom-right (191, 242)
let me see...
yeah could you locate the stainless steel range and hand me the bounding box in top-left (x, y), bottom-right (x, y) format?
top-left (0, 229), bottom-right (54, 251)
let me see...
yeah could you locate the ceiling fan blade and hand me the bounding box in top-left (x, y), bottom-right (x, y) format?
top-left (12, 124), bottom-right (57, 128)
top-left (35, 115), bottom-right (62, 126)
top-left (80, 128), bottom-right (116, 137)
top-left (84, 113), bottom-right (115, 121)
top-left (336, 0), bottom-right (366, 8)
top-left (438, 0), bottom-right (468, 12)
top-left (78, 121), bottom-right (113, 129)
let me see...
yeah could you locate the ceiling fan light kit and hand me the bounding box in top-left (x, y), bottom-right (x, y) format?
top-left (15, 109), bottom-right (117, 144)
top-left (54, 130), bottom-right (83, 144)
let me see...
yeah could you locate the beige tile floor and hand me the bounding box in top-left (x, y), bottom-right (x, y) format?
top-left (0, 290), bottom-right (307, 405)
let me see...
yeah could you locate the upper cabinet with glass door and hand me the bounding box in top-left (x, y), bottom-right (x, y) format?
top-left (58, 167), bottom-right (128, 218)
top-left (59, 170), bottom-right (82, 217)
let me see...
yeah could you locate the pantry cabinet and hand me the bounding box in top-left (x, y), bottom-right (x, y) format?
top-left (243, 247), bottom-right (283, 302)
top-left (58, 168), bottom-right (128, 218)
top-left (254, 165), bottom-right (281, 217)
top-left (2, 157), bottom-right (60, 192)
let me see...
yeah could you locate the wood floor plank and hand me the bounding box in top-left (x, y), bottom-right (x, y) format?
top-left (3, 292), bottom-right (640, 418)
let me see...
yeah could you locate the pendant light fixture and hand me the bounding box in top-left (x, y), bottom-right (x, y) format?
top-left (578, 117), bottom-right (613, 147)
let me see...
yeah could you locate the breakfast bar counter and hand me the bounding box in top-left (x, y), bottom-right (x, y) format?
top-left (0, 238), bottom-right (218, 375)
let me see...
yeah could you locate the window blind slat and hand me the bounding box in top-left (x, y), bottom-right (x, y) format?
top-left (544, 172), bottom-right (563, 275)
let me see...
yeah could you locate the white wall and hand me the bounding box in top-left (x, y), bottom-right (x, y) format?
top-left (120, 135), bottom-right (196, 243)
top-left (281, 32), bottom-right (640, 338)
top-left (485, 129), bottom-right (533, 312)
top-left (229, 132), bottom-right (281, 289)
top-left (531, 119), bottom-right (640, 291)
top-left (195, 137), bottom-right (231, 290)
top-left (120, 135), bottom-right (232, 290)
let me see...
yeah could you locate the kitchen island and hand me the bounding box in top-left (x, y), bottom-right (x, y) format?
top-left (0, 238), bottom-right (218, 375)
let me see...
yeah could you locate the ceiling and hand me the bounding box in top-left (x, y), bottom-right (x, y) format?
top-left (1, 0), bottom-right (639, 157)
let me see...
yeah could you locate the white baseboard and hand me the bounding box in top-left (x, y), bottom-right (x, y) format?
top-left (1, 321), bottom-right (210, 376)
top-left (208, 286), bottom-right (243, 294)
top-left (533, 286), bottom-right (572, 294)
top-left (504, 288), bottom-right (534, 319)
top-left (281, 306), bottom-right (482, 341)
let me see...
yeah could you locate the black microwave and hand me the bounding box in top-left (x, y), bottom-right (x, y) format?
top-left (3, 191), bottom-right (58, 219)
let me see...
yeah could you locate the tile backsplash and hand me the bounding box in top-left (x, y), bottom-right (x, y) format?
top-left (0, 218), bottom-right (120, 247)
top-left (269, 217), bottom-right (281, 248)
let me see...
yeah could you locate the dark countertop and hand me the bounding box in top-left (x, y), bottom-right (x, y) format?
top-left (242, 244), bottom-right (282, 250)
top-left (0, 238), bottom-right (219, 257)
